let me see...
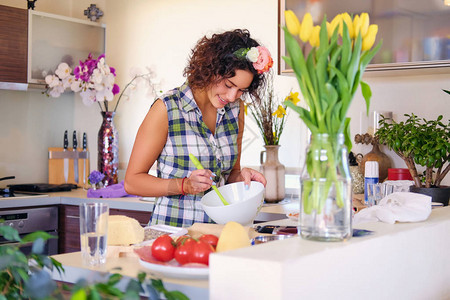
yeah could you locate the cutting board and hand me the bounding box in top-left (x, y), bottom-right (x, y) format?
top-left (48, 147), bottom-right (90, 186)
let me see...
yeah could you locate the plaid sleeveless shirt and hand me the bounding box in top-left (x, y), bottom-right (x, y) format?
top-left (150, 81), bottom-right (240, 227)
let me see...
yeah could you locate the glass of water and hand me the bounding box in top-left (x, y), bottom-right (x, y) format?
top-left (79, 202), bottom-right (109, 266)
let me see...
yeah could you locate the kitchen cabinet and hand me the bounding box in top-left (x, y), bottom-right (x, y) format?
top-left (28, 10), bottom-right (105, 85)
top-left (0, 5), bottom-right (105, 90)
top-left (279, 0), bottom-right (450, 74)
top-left (58, 204), bottom-right (151, 254)
top-left (0, 5), bottom-right (28, 86)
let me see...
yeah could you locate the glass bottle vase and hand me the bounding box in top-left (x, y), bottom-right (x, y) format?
top-left (98, 112), bottom-right (119, 187)
top-left (260, 145), bottom-right (285, 203)
top-left (299, 133), bottom-right (352, 241)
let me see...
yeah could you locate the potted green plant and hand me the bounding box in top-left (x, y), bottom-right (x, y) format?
top-left (0, 222), bottom-right (188, 299)
top-left (375, 113), bottom-right (450, 205)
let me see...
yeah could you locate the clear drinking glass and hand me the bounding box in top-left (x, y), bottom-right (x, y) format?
top-left (366, 183), bottom-right (384, 206)
top-left (79, 202), bottom-right (109, 266)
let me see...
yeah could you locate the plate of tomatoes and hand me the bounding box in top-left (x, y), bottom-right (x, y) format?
top-left (134, 234), bottom-right (219, 279)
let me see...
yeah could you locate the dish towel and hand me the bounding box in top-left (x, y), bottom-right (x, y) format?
top-left (87, 181), bottom-right (138, 198)
top-left (353, 192), bottom-right (432, 225)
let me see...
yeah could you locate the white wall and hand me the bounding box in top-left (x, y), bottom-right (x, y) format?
top-left (0, 0), bottom-right (449, 187)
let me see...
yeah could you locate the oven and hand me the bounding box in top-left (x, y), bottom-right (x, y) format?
top-left (0, 206), bottom-right (59, 255)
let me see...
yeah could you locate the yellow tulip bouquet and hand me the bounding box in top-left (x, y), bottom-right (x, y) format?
top-left (283, 11), bottom-right (381, 217)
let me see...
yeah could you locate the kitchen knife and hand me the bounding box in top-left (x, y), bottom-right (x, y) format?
top-left (82, 132), bottom-right (87, 186)
top-left (63, 130), bottom-right (69, 183)
top-left (73, 131), bottom-right (79, 184)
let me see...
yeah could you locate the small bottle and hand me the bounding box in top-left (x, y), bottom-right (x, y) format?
top-left (364, 161), bottom-right (379, 206)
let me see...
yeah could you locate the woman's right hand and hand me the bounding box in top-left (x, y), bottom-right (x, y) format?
top-left (184, 169), bottom-right (215, 195)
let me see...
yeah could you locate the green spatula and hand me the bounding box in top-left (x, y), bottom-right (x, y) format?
top-left (189, 153), bottom-right (229, 206)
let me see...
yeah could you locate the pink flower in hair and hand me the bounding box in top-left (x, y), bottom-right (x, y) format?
top-left (252, 46), bottom-right (273, 74)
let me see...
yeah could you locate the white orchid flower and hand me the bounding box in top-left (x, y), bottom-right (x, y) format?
top-left (80, 89), bottom-right (96, 106)
top-left (49, 83), bottom-right (65, 97)
top-left (96, 86), bottom-right (114, 102)
top-left (70, 78), bottom-right (82, 92)
top-left (45, 75), bottom-right (60, 88)
top-left (55, 63), bottom-right (72, 79)
top-left (62, 75), bottom-right (76, 89)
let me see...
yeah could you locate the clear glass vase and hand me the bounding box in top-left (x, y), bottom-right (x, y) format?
top-left (299, 133), bottom-right (352, 241)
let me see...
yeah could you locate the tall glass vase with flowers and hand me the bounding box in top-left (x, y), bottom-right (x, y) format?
top-left (246, 72), bottom-right (291, 202)
top-left (283, 11), bottom-right (382, 241)
top-left (44, 54), bottom-right (158, 187)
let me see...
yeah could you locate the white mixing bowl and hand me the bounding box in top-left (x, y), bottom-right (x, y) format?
top-left (201, 181), bottom-right (265, 226)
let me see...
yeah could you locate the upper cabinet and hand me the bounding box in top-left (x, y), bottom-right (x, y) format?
top-left (0, 5), bottom-right (28, 87)
top-left (279, 0), bottom-right (450, 74)
top-left (0, 5), bottom-right (105, 90)
top-left (28, 10), bottom-right (105, 85)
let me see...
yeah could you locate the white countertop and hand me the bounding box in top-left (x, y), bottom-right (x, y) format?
top-left (209, 206), bottom-right (450, 300)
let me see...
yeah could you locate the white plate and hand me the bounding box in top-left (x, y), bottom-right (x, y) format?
top-left (138, 258), bottom-right (209, 279)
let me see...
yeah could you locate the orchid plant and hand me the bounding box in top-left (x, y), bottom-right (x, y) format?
top-left (44, 54), bottom-right (158, 112)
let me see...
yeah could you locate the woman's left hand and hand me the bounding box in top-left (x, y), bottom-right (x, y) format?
top-left (240, 168), bottom-right (267, 188)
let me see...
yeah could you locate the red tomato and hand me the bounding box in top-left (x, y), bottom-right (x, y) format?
top-left (175, 238), bottom-right (214, 266)
top-left (151, 235), bottom-right (175, 262)
top-left (199, 234), bottom-right (219, 249)
top-left (174, 237), bottom-right (196, 265)
top-left (175, 235), bottom-right (191, 247)
top-left (190, 240), bottom-right (214, 265)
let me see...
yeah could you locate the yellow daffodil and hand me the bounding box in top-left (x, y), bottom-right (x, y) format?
top-left (341, 13), bottom-right (354, 38)
top-left (299, 13), bottom-right (314, 43)
top-left (362, 24), bottom-right (378, 51)
top-left (309, 25), bottom-right (321, 47)
top-left (272, 105), bottom-right (286, 118)
top-left (285, 10), bottom-right (301, 36)
top-left (285, 91), bottom-right (300, 105)
top-left (329, 14), bottom-right (342, 37)
top-left (359, 13), bottom-right (370, 37)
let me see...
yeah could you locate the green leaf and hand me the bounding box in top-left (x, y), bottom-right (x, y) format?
top-left (31, 238), bottom-right (45, 255)
top-left (284, 100), bottom-right (319, 133)
top-left (360, 81), bottom-right (372, 115)
top-left (22, 231), bottom-right (55, 243)
top-left (344, 117), bottom-right (352, 151)
top-left (282, 56), bottom-right (292, 69)
top-left (0, 224), bottom-right (21, 242)
top-left (339, 22), bottom-right (352, 75)
top-left (360, 41), bottom-right (382, 72)
top-left (283, 27), bottom-right (316, 105)
top-left (346, 33), bottom-right (362, 90)
top-left (165, 291), bottom-right (191, 300)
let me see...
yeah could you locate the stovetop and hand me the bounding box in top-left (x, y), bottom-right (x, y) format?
top-left (0, 188), bottom-right (48, 199)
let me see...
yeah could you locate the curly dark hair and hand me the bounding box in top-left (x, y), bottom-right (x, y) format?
top-left (183, 29), bottom-right (267, 102)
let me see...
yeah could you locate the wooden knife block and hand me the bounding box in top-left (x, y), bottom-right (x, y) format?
top-left (48, 147), bottom-right (90, 186)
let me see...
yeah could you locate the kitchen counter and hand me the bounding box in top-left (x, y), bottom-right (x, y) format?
top-left (0, 189), bottom-right (154, 211)
top-left (0, 188), bottom-right (297, 219)
top-left (48, 207), bottom-right (450, 299)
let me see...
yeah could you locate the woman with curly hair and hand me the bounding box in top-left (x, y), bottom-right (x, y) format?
top-left (125, 29), bottom-right (273, 227)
